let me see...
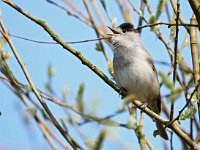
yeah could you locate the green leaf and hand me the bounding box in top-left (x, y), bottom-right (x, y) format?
top-left (192, 98), bottom-right (200, 103)
top-left (60, 118), bottom-right (68, 131)
top-left (92, 129), bottom-right (107, 150)
top-left (27, 108), bottom-right (37, 116)
top-left (76, 83), bottom-right (85, 114)
top-left (40, 109), bottom-right (48, 120)
top-left (48, 65), bottom-right (55, 78)
top-left (167, 87), bottom-right (183, 102)
top-left (0, 36), bottom-right (6, 49)
top-left (67, 115), bottom-right (80, 125)
top-left (107, 60), bottom-right (114, 78)
top-left (85, 138), bottom-right (95, 149)
top-left (23, 84), bottom-right (32, 93)
top-left (1, 51), bottom-right (11, 61)
top-left (179, 106), bottom-right (197, 120)
top-left (95, 43), bottom-right (102, 52)
top-left (155, 0), bottom-right (166, 20)
top-left (172, 87), bottom-right (182, 94)
top-left (101, 119), bottom-right (118, 126)
top-left (62, 87), bottom-right (69, 101)
top-left (112, 17), bottom-right (117, 28)
top-left (159, 71), bottom-right (174, 89)
top-left (89, 98), bottom-right (99, 115)
top-left (167, 90), bottom-right (182, 102)
top-left (170, 13), bottom-right (176, 38)
top-left (179, 57), bottom-right (192, 74)
top-left (148, 15), bottom-right (157, 32)
top-left (138, 10), bottom-right (143, 17)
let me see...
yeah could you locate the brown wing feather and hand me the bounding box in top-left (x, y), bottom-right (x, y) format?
top-left (146, 55), bottom-right (161, 112)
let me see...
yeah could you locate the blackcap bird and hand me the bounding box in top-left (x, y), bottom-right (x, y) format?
top-left (107, 22), bottom-right (168, 140)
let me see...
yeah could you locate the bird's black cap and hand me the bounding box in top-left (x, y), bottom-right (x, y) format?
top-left (118, 23), bottom-right (137, 33)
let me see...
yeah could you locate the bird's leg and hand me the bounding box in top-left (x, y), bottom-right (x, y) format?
top-left (138, 101), bottom-right (148, 112)
top-left (119, 87), bottom-right (127, 99)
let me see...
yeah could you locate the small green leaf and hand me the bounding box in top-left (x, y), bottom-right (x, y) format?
top-left (172, 87), bottom-right (182, 94)
top-left (85, 138), bottom-right (95, 149)
top-left (112, 17), bottom-right (117, 28)
top-left (179, 57), bottom-right (192, 74)
top-left (167, 88), bottom-right (183, 102)
top-left (27, 108), bottom-right (37, 116)
top-left (76, 83), bottom-right (85, 114)
top-left (138, 11), bottom-right (143, 17)
top-left (107, 60), bottom-right (114, 78)
top-left (92, 129), bottom-right (107, 150)
top-left (40, 109), bottom-right (48, 120)
top-left (60, 118), bottom-right (68, 131)
top-left (192, 98), bottom-right (200, 103)
top-left (170, 14), bottom-right (176, 38)
top-left (167, 91), bottom-right (182, 102)
top-left (0, 36), bottom-right (6, 49)
top-left (67, 115), bottom-right (79, 125)
top-left (179, 106), bottom-right (197, 120)
top-left (62, 87), bottom-right (69, 101)
top-left (148, 15), bottom-right (157, 32)
top-left (48, 65), bottom-right (55, 78)
top-left (95, 43), bottom-right (102, 51)
top-left (159, 71), bottom-right (174, 89)
top-left (101, 119), bottom-right (118, 126)
top-left (1, 51), bottom-right (11, 61)
top-left (89, 98), bottom-right (98, 115)
top-left (155, 0), bottom-right (166, 20)
top-left (23, 84), bottom-right (32, 93)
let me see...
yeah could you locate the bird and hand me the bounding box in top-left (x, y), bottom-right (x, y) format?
top-left (107, 22), bottom-right (168, 140)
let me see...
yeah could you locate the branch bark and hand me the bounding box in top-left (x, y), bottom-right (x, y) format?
top-left (2, 0), bottom-right (200, 149)
top-left (188, 0), bottom-right (200, 30)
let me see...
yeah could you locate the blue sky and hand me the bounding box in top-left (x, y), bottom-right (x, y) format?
top-left (0, 0), bottom-right (198, 150)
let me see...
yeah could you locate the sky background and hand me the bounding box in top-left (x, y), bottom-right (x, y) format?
top-left (0, 0), bottom-right (199, 150)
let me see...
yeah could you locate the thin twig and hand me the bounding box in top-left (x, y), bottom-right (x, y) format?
top-left (127, 0), bottom-right (148, 23)
top-left (188, 0), bottom-right (200, 30)
top-left (47, 0), bottom-right (104, 35)
top-left (9, 33), bottom-right (104, 44)
top-left (190, 14), bottom-right (200, 132)
top-left (170, 0), bottom-right (180, 148)
top-left (1, 77), bottom-right (68, 149)
top-left (138, 0), bottom-right (146, 33)
top-left (63, 0), bottom-right (88, 20)
top-left (83, 0), bottom-right (109, 61)
top-left (0, 14), bottom-right (82, 150)
top-left (3, 1), bottom-right (200, 148)
top-left (136, 22), bottom-right (198, 30)
top-left (170, 0), bottom-right (190, 32)
top-left (116, 0), bottom-right (132, 23)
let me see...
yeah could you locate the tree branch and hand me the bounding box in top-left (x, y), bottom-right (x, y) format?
top-left (0, 10), bottom-right (82, 150)
top-left (188, 0), bottom-right (200, 30)
top-left (3, 0), bottom-right (200, 149)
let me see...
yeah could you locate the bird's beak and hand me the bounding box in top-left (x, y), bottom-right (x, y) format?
top-left (107, 26), bottom-right (121, 34)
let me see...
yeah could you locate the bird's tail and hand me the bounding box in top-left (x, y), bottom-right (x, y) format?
top-left (148, 98), bottom-right (168, 140)
top-left (156, 121), bottom-right (169, 140)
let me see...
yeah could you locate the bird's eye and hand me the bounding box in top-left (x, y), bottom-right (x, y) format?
top-left (122, 29), bottom-right (126, 33)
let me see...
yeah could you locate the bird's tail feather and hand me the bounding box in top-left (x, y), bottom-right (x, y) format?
top-left (156, 121), bottom-right (168, 140)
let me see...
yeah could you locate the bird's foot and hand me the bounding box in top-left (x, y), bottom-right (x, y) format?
top-left (119, 87), bottom-right (127, 99)
top-left (138, 102), bottom-right (148, 112)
